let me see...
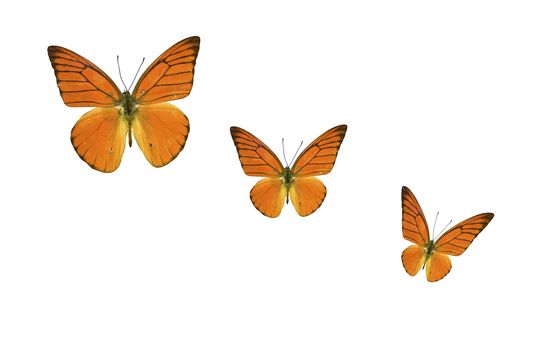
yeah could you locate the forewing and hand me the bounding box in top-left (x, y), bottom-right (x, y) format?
top-left (401, 186), bottom-right (430, 246)
top-left (291, 125), bottom-right (347, 177)
top-left (71, 107), bottom-right (127, 172)
top-left (434, 213), bottom-right (494, 256)
top-left (48, 46), bottom-right (122, 107)
top-left (250, 178), bottom-right (287, 218)
top-left (230, 127), bottom-right (285, 177)
top-left (401, 245), bottom-right (426, 276)
top-left (132, 36), bottom-right (200, 104)
top-left (425, 253), bottom-right (452, 282)
top-left (131, 103), bottom-right (190, 167)
top-left (289, 177), bottom-right (327, 217)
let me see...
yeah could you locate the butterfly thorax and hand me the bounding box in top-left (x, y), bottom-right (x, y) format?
top-left (282, 167), bottom-right (295, 187)
top-left (119, 91), bottom-right (138, 119)
top-left (425, 240), bottom-right (435, 259)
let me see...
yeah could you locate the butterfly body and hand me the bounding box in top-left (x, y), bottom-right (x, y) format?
top-left (401, 186), bottom-right (494, 282)
top-left (48, 36), bottom-right (200, 172)
top-left (231, 125), bottom-right (347, 217)
top-left (119, 91), bottom-right (137, 117)
top-left (281, 167), bottom-right (294, 203)
top-left (424, 240), bottom-right (435, 260)
top-left (113, 91), bottom-right (136, 147)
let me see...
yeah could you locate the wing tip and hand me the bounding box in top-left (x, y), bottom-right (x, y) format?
top-left (469, 212), bottom-right (495, 223)
top-left (402, 186), bottom-right (413, 200)
top-left (47, 45), bottom-right (74, 57)
top-left (331, 124), bottom-right (348, 138)
top-left (230, 126), bottom-right (245, 141)
top-left (480, 212), bottom-right (495, 226)
top-left (401, 186), bottom-right (418, 204)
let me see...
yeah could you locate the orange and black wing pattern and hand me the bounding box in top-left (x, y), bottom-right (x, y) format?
top-left (401, 186), bottom-right (430, 246)
top-left (249, 177), bottom-right (287, 218)
top-left (132, 36), bottom-right (200, 104)
top-left (424, 253), bottom-right (452, 282)
top-left (401, 186), bottom-right (494, 282)
top-left (291, 125), bottom-right (347, 177)
top-left (230, 127), bottom-right (285, 177)
top-left (289, 177), bottom-right (327, 217)
top-left (47, 46), bottom-right (122, 107)
top-left (401, 186), bottom-right (431, 279)
top-left (434, 213), bottom-right (494, 256)
top-left (70, 108), bottom-right (128, 173)
top-left (131, 103), bottom-right (190, 168)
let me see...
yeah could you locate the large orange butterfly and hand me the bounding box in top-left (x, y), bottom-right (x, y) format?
top-left (230, 125), bottom-right (347, 217)
top-left (48, 36), bottom-right (200, 172)
top-left (401, 186), bottom-right (494, 282)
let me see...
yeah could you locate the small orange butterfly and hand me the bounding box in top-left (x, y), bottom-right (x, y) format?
top-left (230, 125), bottom-right (347, 217)
top-left (401, 186), bottom-right (494, 282)
top-left (48, 36), bottom-right (200, 172)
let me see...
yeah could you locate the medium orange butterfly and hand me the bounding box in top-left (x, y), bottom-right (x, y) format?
top-left (230, 125), bottom-right (347, 217)
top-left (401, 186), bottom-right (494, 282)
top-left (48, 36), bottom-right (200, 172)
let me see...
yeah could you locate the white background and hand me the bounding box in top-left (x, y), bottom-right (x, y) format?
top-left (1, 1), bottom-right (537, 349)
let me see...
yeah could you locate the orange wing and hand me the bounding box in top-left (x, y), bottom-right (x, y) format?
top-left (48, 46), bottom-right (122, 107)
top-left (250, 178), bottom-right (287, 218)
top-left (289, 177), bottom-right (327, 216)
top-left (425, 253), bottom-right (452, 282)
top-left (401, 245), bottom-right (427, 276)
top-left (401, 186), bottom-right (430, 246)
top-left (434, 213), bottom-right (494, 256)
top-left (71, 108), bottom-right (128, 172)
top-left (230, 127), bottom-right (285, 177)
top-left (131, 103), bottom-right (190, 167)
top-left (291, 125), bottom-right (347, 177)
top-left (132, 36), bottom-right (200, 104)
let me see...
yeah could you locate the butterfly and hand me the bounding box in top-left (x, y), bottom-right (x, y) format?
top-left (230, 125), bottom-right (347, 217)
top-left (401, 186), bottom-right (494, 282)
top-left (47, 36), bottom-right (200, 172)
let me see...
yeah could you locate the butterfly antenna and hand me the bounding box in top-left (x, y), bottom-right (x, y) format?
top-left (282, 138), bottom-right (289, 167)
top-left (128, 57), bottom-right (146, 92)
top-left (436, 219), bottom-right (453, 240)
top-left (431, 211), bottom-right (439, 240)
top-left (289, 141), bottom-right (304, 166)
top-left (117, 55), bottom-right (128, 91)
